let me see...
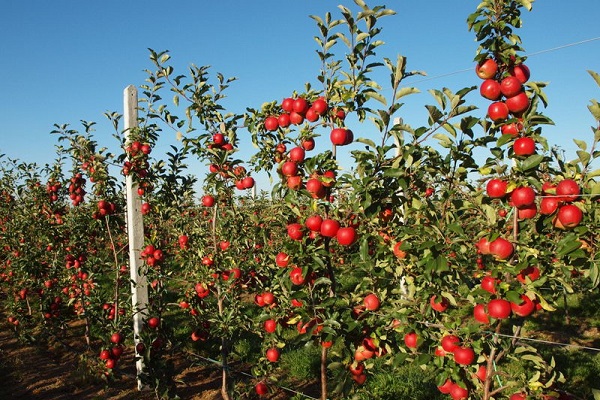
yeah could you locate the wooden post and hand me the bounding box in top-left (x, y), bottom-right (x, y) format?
top-left (124, 85), bottom-right (148, 390)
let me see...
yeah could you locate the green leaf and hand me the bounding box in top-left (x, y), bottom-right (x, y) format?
top-left (592, 388), bottom-right (600, 400)
top-left (519, 154), bottom-right (544, 171)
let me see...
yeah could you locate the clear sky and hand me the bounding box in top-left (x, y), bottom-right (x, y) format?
top-left (1, 1), bottom-right (599, 192)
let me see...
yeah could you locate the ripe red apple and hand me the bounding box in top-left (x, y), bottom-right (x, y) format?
top-left (264, 116), bottom-right (279, 131)
top-left (349, 362), bottom-right (365, 376)
top-left (453, 346), bottom-right (475, 365)
top-left (480, 79), bottom-right (502, 100)
top-left (488, 101), bottom-right (509, 122)
top-left (305, 215), bottom-right (323, 232)
top-left (556, 179), bottom-right (580, 202)
top-left (511, 186), bottom-right (536, 208)
top-left (438, 378), bottom-right (455, 394)
top-left (99, 349), bottom-right (111, 360)
top-left (510, 393), bottom-right (528, 400)
top-left (474, 303), bottom-right (490, 324)
top-left (476, 58), bottom-right (498, 79)
top-left (264, 319), bottom-right (277, 334)
top-left (481, 276), bottom-right (498, 294)
top-left (290, 267), bottom-right (306, 286)
top-left (475, 237), bottom-right (491, 255)
top-left (540, 197), bottom-right (559, 215)
top-left (475, 364), bottom-right (487, 381)
top-left (500, 76), bottom-right (523, 97)
top-left (110, 332), bottom-right (123, 344)
top-left (517, 204), bottom-right (537, 219)
top-left (393, 241), bottom-right (407, 259)
top-left (354, 345), bottom-right (375, 362)
top-left (201, 195), bottom-right (215, 207)
top-left (330, 128), bottom-right (352, 146)
top-left (305, 178), bottom-right (325, 199)
top-left (275, 252), bottom-right (289, 267)
top-left (486, 178), bottom-right (508, 198)
top-left (352, 373), bottom-right (367, 385)
top-left (506, 91), bottom-right (530, 114)
top-left (513, 137), bottom-right (536, 156)
top-left (363, 293), bottom-right (380, 311)
top-left (556, 204), bottom-right (583, 228)
top-left (301, 137), bottom-right (315, 151)
top-left (287, 223), bottom-right (304, 241)
top-left (312, 98), bottom-right (328, 115)
top-left (262, 292), bottom-right (275, 305)
top-left (281, 97), bottom-right (294, 112)
top-left (511, 295), bottom-right (535, 317)
top-left (281, 161), bottom-right (298, 177)
top-left (430, 295), bottom-right (449, 312)
top-left (336, 227), bottom-right (357, 246)
top-left (255, 381), bottom-right (268, 396)
top-left (404, 332), bottom-right (418, 349)
top-left (489, 237), bottom-right (514, 260)
top-left (288, 146), bottom-right (306, 163)
top-left (441, 335), bottom-right (460, 353)
top-left (286, 175), bottom-right (302, 190)
top-left (487, 299), bottom-right (512, 319)
top-left (289, 111), bottom-right (304, 125)
top-left (510, 63), bottom-right (531, 83)
top-left (320, 219), bottom-right (340, 238)
top-left (450, 383), bottom-right (469, 400)
top-left (501, 121), bottom-right (522, 136)
top-left (147, 316), bottom-right (160, 329)
top-left (293, 97), bottom-right (309, 114)
top-left (277, 113), bottom-right (291, 128)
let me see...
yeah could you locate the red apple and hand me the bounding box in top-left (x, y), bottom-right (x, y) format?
top-left (556, 179), bottom-right (580, 202)
top-left (500, 76), bottom-right (523, 98)
top-left (510, 63), bottom-right (531, 83)
top-left (441, 335), bottom-right (460, 353)
top-left (264, 319), bottom-right (277, 333)
top-left (336, 227), bottom-right (357, 246)
top-left (480, 79), bottom-right (502, 100)
top-left (506, 91), bottom-right (530, 114)
top-left (363, 293), bottom-right (380, 311)
top-left (488, 101), bottom-right (509, 122)
top-left (430, 295), bottom-right (449, 312)
top-left (489, 237), bottom-right (514, 260)
top-left (404, 332), bottom-right (418, 349)
top-left (305, 215), bottom-right (323, 232)
top-left (487, 299), bottom-right (512, 319)
top-left (513, 137), bottom-right (535, 156)
top-left (476, 58), bottom-right (498, 79)
top-left (511, 295), bottom-right (535, 317)
top-left (453, 346), bottom-right (475, 365)
top-left (474, 303), bottom-right (490, 324)
top-left (511, 186), bottom-right (536, 208)
top-left (556, 204), bottom-right (583, 228)
top-left (486, 178), bottom-right (508, 198)
top-left (264, 116), bottom-right (279, 131)
top-left (320, 219), bottom-right (340, 238)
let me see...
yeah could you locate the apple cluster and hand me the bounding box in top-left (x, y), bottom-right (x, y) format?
top-left (286, 216), bottom-right (357, 247)
top-left (486, 177), bottom-right (583, 228)
top-left (68, 173), bottom-right (86, 206)
top-left (45, 179), bottom-right (61, 203)
top-left (206, 132), bottom-right (255, 191)
top-left (99, 331), bottom-right (125, 370)
top-left (477, 58), bottom-right (537, 156)
top-left (264, 97), bottom-right (329, 132)
top-left (141, 244), bottom-right (165, 267)
top-left (93, 199), bottom-right (117, 219)
top-left (122, 140), bottom-right (151, 178)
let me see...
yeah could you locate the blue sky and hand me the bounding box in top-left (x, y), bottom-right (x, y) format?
top-left (0, 1), bottom-right (599, 192)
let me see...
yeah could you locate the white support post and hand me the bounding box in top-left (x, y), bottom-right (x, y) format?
top-left (124, 85), bottom-right (148, 390)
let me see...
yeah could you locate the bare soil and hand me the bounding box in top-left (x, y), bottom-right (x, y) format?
top-left (0, 319), bottom-right (306, 400)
